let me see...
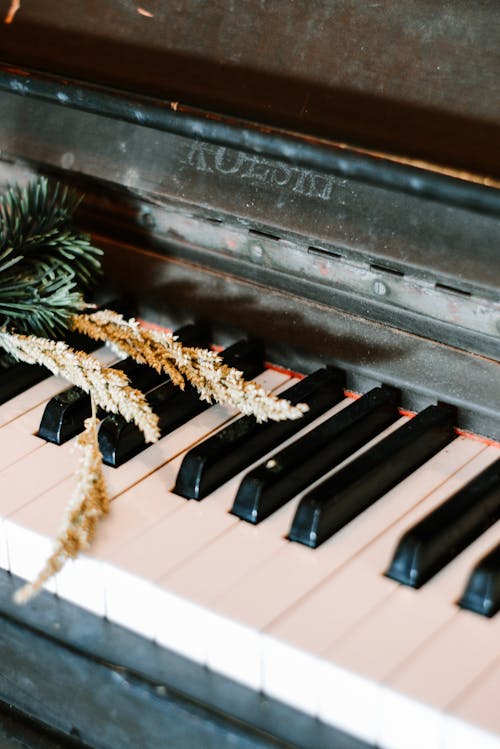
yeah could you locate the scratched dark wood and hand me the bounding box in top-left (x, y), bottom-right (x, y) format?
top-left (0, 704), bottom-right (86, 749)
top-left (0, 0), bottom-right (499, 176)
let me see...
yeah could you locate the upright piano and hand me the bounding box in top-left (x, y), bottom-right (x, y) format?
top-left (0, 2), bottom-right (499, 748)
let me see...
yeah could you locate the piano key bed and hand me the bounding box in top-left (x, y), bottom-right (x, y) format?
top-left (0, 329), bottom-right (499, 749)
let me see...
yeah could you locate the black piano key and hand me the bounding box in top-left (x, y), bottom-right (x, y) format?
top-left (38, 323), bottom-right (211, 445)
top-left (459, 538), bottom-right (500, 618)
top-left (231, 386), bottom-right (400, 524)
top-left (288, 404), bottom-right (456, 548)
top-left (174, 367), bottom-right (345, 500)
top-left (0, 353), bottom-right (49, 405)
top-left (99, 339), bottom-right (266, 467)
top-left (386, 457), bottom-right (500, 590)
top-left (0, 352), bottom-right (13, 373)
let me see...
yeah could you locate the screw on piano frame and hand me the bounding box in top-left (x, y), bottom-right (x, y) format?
top-left (372, 279), bottom-right (389, 296)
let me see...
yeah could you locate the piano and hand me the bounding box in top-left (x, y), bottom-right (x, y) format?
top-left (0, 3), bottom-right (499, 748)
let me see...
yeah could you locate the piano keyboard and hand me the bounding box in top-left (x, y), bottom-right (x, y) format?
top-left (0, 332), bottom-right (499, 749)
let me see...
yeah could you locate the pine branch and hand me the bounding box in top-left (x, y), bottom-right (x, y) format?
top-left (0, 178), bottom-right (102, 337)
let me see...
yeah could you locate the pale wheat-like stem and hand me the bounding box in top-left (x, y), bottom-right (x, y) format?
top-left (14, 401), bottom-right (109, 603)
top-left (0, 330), bottom-right (159, 442)
top-left (4, 0), bottom-right (20, 24)
top-left (72, 311), bottom-right (308, 422)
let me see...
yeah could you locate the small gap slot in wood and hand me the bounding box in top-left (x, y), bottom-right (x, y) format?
top-left (370, 263), bottom-right (404, 277)
top-left (435, 283), bottom-right (472, 297)
top-left (248, 228), bottom-right (281, 241)
top-left (308, 246), bottom-right (342, 259)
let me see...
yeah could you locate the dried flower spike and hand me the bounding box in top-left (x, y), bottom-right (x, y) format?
top-left (0, 329), bottom-right (159, 442)
top-left (4, 0), bottom-right (20, 24)
top-left (15, 403), bottom-right (108, 603)
top-left (72, 310), bottom-right (309, 422)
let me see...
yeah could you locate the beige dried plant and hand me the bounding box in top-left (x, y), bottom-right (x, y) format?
top-left (4, 0), bottom-right (20, 24)
top-left (72, 310), bottom-right (309, 422)
top-left (15, 403), bottom-right (109, 604)
top-left (0, 329), bottom-right (159, 443)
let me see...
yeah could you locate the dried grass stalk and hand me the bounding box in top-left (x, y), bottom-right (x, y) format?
top-left (4, 0), bottom-right (20, 23)
top-left (15, 403), bottom-right (108, 603)
top-left (73, 310), bottom-right (309, 422)
top-left (0, 329), bottom-right (159, 442)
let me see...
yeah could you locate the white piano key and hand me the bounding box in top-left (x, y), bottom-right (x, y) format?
top-left (188, 490), bottom-right (295, 584)
top-left (0, 375), bottom-right (68, 428)
top-left (13, 399), bottom-right (61, 436)
top-left (6, 513), bottom-right (58, 594)
top-left (158, 502), bottom-right (288, 616)
top-left (445, 656), bottom-right (500, 749)
top-left (0, 521), bottom-right (8, 571)
top-left (346, 542), bottom-right (500, 748)
top-left (59, 467), bottom-right (189, 616)
top-left (0, 422), bottom-right (45, 471)
top-left (105, 477), bottom-right (278, 655)
top-left (261, 562), bottom-right (395, 716)
top-left (261, 436), bottom-right (485, 672)
top-left (201, 434), bottom-right (481, 693)
top-left (381, 612), bottom-right (500, 749)
top-left (0, 400), bottom-right (70, 471)
top-left (0, 442), bottom-right (80, 519)
top-left (171, 387), bottom-right (406, 671)
top-left (2, 440), bottom-right (115, 596)
top-left (314, 445), bottom-right (500, 745)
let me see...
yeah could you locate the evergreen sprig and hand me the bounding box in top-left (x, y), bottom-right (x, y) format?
top-left (0, 178), bottom-right (102, 337)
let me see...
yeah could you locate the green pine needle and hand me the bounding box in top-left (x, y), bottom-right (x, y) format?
top-left (0, 178), bottom-right (102, 337)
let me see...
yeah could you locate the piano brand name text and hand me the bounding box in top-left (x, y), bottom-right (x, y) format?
top-left (185, 143), bottom-right (335, 201)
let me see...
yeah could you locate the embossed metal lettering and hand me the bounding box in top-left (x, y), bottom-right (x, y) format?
top-left (185, 143), bottom-right (334, 201)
